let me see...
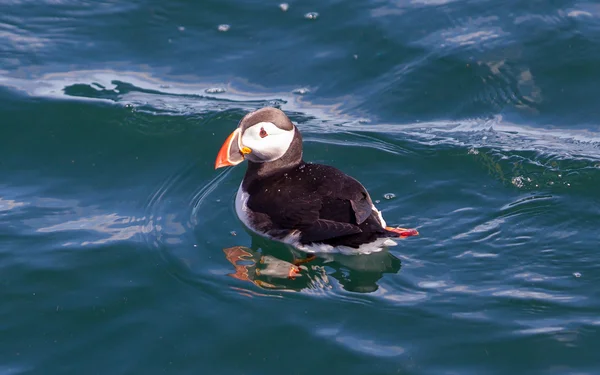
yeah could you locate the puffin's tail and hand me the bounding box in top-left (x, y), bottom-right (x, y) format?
top-left (385, 227), bottom-right (419, 238)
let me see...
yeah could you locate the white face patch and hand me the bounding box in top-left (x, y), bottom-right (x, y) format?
top-left (240, 121), bottom-right (295, 163)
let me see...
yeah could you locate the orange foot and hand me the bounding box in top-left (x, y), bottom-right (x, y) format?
top-left (288, 265), bottom-right (301, 280)
top-left (386, 227), bottom-right (419, 237)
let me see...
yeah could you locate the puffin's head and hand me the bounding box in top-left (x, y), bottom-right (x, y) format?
top-left (214, 107), bottom-right (297, 169)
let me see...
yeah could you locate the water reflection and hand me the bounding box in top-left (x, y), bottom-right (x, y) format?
top-left (0, 197), bottom-right (26, 212)
top-left (223, 234), bottom-right (401, 293)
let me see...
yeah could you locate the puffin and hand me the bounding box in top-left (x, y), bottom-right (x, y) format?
top-left (214, 107), bottom-right (418, 255)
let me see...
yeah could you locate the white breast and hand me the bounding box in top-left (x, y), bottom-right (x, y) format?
top-left (235, 184), bottom-right (253, 231)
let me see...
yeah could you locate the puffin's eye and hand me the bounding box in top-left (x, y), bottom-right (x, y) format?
top-left (259, 127), bottom-right (268, 138)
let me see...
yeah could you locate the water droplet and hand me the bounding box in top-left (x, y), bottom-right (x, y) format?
top-left (299, 164), bottom-right (305, 170)
top-left (293, 87), bottom-right (310, 95)
top-left (279, 3), bottom-right (289, 11)
top-left (574, 272), bottom-right (581, 278)
top-left (305, 12), bottom-right (319, 20)
top-left (383, 193), bottom-right (395, 200)
top-left (178, 26), bottom-right (185, 32)
top-left (230, 231), bottom-right (237, 236)
top-left (218, 24), bottom-right (230, 32)
top-left (353, 54), bottom-right (358, 60)
top-left (205, 87), bottom-right (226, 94)
top-left (375, 200), bottom-right (380, 204)
top-left (468, 148), bottom-right (479, 155)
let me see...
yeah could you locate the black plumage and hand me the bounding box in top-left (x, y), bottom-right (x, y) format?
top-left (244, 162), bottom-right (396, 248)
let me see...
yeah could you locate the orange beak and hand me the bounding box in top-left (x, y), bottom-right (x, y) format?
top-left (215, 128), bottom-right (245, 169)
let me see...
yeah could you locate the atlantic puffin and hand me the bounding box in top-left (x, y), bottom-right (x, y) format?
top-left (214, 107), bottom-right (418, 255)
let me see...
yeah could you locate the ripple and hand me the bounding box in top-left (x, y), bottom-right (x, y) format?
top-left (189, 168), bottom-right (233, 226)
top-left (452, 310), bottom-right (492, 322)
top-left (473, 61), bottom-right (542, 113)
top-left (513, 9), bottom-right (586, 30)
top-left (452, 216), bottom-right (503, 242)
top-left (316, 327), bottom-right (405, 357)
top-left (515, 326), bottom-right (565, 335)
top-left (308, 132), bottom-right (415, 156)
top-left (0, 197), bottom-right (26, 212)
top-left (376, 284), bottom-right (429, 305)
top-left (0, 22), bottom-right (50, 53)
top-left (37, 213), bottom-right (147, 247)
top-left (142, 161), bottom-right (208, 252)
top-left (0, 193), bottom-right (149, 249)
top-left (500, 194), bottom-right (556, 219)
top-left (455, 250), bottom-right (498, 258)
top-left (444, 283), bottom-right (586, 306)
top-left (512, 271), bottom-right (565, 284)
top-left (492, 289), bottom-right (580, 303)
top-left (339, 118), bottom-right (600, 164)
top-left (418, 280), bottom-right (449, 289)
top-left (414, 14), bottom-right (509, 52)
top-left (412, 0), bottom-right (458, 5)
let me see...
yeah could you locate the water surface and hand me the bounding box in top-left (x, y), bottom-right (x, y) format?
top-left (2, 1), bottom-right (600, 374)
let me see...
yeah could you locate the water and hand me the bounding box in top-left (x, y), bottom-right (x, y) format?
top-left (2, 1), bottom-right (600, 374)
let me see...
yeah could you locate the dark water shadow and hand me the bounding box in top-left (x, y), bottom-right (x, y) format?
top-left (222, 232), bottom-right (401, 294)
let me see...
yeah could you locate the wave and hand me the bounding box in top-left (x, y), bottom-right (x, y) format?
top-left (2, 69), bottom-right (600, 163)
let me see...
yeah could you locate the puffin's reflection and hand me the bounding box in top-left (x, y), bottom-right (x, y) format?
top-left (223, 234), bottom-right (402, 293)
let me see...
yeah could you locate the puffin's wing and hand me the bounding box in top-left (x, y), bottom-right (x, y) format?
top-left (272, 194), bottom-right (322, 228)
top-left (299, 219), bottom-right (362, 243)
top-left (349, 190), bottom-right (373, 225)
top-left (253, 193), bottom-right (363, 242)
top-left (277, 192), bottom-right (368, 243)
top-left (245, 164), bottom-right (376, 242)
top-left (316, 169), bottom-right (374, 225)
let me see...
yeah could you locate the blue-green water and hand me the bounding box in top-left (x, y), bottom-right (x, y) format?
top-left (2, 1), bottom-right (600, 374)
